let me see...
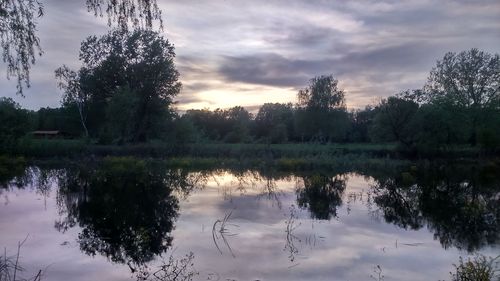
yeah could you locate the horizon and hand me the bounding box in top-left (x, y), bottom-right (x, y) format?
top-left (1, 0), bottom-right (499, 111)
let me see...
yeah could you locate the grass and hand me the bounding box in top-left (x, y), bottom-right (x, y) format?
top-left (6, 138), bottom-right (496, 163)
top-left (10, 139), bottom-right (398, 159)
top-left (449, 255), bottom-right (499, 281)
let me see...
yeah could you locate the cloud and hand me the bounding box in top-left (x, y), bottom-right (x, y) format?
top-left (0, 0), bottom-right (499, 110)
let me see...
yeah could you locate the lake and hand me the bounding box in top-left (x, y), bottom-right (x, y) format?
top-left (0, 158), bottom-right (499, 281)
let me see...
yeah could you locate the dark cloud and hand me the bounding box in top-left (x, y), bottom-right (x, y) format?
top-left (0, 0), bottom-right (499, 109)
top-left (217, 41), bottom-right (442, 90)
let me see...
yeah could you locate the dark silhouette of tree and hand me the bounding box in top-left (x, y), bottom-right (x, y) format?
top-left (296, 174), bottom-right (346, 220)
top-left (424, 49), bottom-right (500, 109)
top-left (348, 106), bottom-right (377, 142)
top-left (183, 107), bottom-right (252, 143)
top-left (254, 103), bottom-right (294, 143)
top-left (0, 97), bottom-right (34, 150)
top-left (56, 29), bottom-right (181, 142)
top-left (55, 65), bottom-right (90, 137)
top-left (370, 96), bottom-right (418, 146)
top-left (297, 75), bottom-right (345, 110)
top-left (422, 49), bottom-right (500, 145)
top-left (295, 75), bottom-right (349, 142)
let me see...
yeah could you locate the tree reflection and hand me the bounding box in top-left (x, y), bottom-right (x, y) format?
top-left (55, 158), bottom-right (196, 266)
top-left (371, 164), bottom-right (500, 252)
top-left (296, 174), bottom-right (346, 220)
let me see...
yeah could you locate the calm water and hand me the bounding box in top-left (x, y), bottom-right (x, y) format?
top-left (0, 160), bottom-right (499, 281)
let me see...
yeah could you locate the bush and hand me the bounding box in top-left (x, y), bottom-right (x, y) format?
top-left (450, 255), bottom-right (499, 281)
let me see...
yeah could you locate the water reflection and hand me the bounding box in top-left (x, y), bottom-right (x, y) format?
top-left (0, 159), bottom-right (499, 280)
top-left (52, 158), bottom-right (207, 268)
top-left (371, 164), bottom-right (500, 252)
top-left (296, 174), bottom-right (346, 220)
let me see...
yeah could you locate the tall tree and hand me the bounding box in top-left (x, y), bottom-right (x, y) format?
top-left (423, 49), bottom-right (500, 145)
top-left (55, 65), bottom-right (90, 137)
top-left (56, 29), bottom-right (181, 142)
top-left (297, 75), bottom-right (345, 110)
top-left (424, 48), bottom-right (500, 109)
top-left (296, 75), bottom-right (348, 142)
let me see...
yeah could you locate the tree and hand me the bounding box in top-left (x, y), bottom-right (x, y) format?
top-left (348, 106), bottom-right (377, 142)
top-left (424, 49), bottom-right (500, 109)
top-left (0, 97), bottom-right (33, 149)
top-left (297, 75), bottom-right (345, 110)
top-left (295, 75), bottom-right (349, 142)
top-left (56, 29), bottom-right (181, 142)
top-left (1, 0), bottom-right (162, 95)
top-left (370, 96), bottom-right (418, 146)
top-left (254, 103), bottom-right (294, 143)
top-left (422, 49), bottom-right (500, 145)
top-left (55, 65), bottom-right (90, 137)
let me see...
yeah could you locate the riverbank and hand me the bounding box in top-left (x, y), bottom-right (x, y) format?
top-left (4, 139), bottom-right (497, 160)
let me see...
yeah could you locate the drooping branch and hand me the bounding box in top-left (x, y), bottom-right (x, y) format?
top-left (86, 0), bottom-right (163, 31)
top-left (0, 0), bottom-right (44, 95)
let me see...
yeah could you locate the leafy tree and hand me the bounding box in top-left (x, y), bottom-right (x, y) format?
top-left (297, 75), bottom-right (345, 110)
top-left (56, 29), bottom-right (181, 142)
top-left (348, 106), bottom-right (377, 142)
top-left (102, 86), bottom-right (139, 144)
top-left (370, 96), bottom-right (418, 146)
top-left (295, 75), bottom-right (349, 142)
top-left (254, 103), bottom-right (294, 143)
top-left (223, 106), bottom-right (252, 143)
top-left (424, 49), bottom-right (500, 109)
top-left (0, 97), bottom-right (33, 149)
top-left (35, 106), bottom-right (83, 136)
top-left (183, 107), bottom-right (252, 143)
top-left (421, 49), bottom-right (500, 145)
top-left (55, 65), bottom-right (90, 137)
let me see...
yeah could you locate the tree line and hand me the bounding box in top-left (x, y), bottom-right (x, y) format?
top-left (0, 27), bottom-right (499, 153)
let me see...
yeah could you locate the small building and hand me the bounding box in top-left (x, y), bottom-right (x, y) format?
top-left (31, 130), bottom-right (72, 139)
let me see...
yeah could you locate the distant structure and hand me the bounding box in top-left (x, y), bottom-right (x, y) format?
top-left (31, 130), bottom-right (72, 139)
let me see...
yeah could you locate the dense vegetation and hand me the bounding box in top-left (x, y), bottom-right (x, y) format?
top-left (1, 45), bottom-right (498, 158)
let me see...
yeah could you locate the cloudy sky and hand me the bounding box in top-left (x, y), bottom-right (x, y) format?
top-left (1, 0), bottom-right (499, 111)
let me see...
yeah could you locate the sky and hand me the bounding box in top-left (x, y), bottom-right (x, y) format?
top-left (1, 0), bottom-right (499, 111)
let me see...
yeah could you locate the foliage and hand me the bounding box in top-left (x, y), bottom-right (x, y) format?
top-left (56, 29), bottom-right (181, 143)
top-left (295, 75), bottom-right (349, 142)
top-left (0, 0), bottom-right (43, 95)
top-left (449, 255), bottom-right (499, 281)
top-left (297, 75), bottom-right (345, 110)
top-left (424, 48), bottom-right (500, 109)
top-left (0, 98), bottom-right (33, 151)
top-left (86, 0), bottom-right (163, 30)
top-left (370, 96), bottom-right (418, 146)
